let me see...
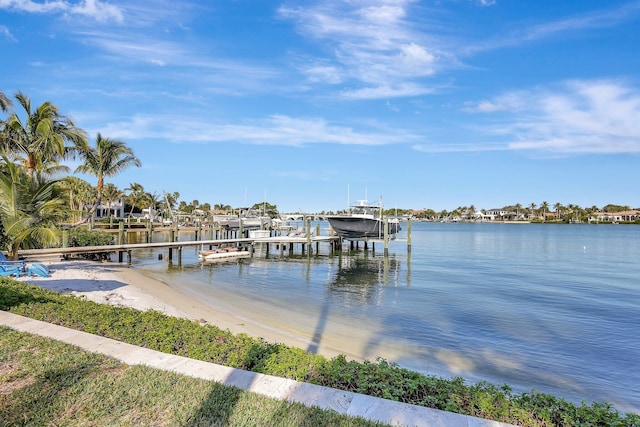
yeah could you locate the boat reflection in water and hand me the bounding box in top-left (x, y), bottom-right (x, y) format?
top-left (327, 254), bottom-right (404, 306)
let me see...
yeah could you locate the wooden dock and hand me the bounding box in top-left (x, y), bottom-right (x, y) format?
top-left (17, 235), bottom-right (342, 264)
top-left (17, 218), bottom-right (412, 263)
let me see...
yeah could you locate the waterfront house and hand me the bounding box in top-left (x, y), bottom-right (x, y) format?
top-left (591, 210), bottom-right (640, 222)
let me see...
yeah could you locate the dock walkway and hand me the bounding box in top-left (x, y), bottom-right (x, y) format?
top-left (17, 235), bottom-right (341, 263)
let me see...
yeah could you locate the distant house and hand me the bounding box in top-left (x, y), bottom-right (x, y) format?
top-left (485, 209), bottom-right (518, 221)
top-left (93, 198), bottom-right (125, 219)
top-left (592, 210), bottom-right (639, 222)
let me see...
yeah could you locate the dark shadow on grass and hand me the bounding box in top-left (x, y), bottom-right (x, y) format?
top-left (0, 356), bottom-right (104, 425)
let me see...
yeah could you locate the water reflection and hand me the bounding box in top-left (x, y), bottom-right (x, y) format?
top-left (327, 253), bottom-right (403, 306)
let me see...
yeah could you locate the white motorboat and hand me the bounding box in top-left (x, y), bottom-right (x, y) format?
top-left (326, 199), bottom-right (401, 240)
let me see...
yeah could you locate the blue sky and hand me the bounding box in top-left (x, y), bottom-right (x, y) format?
top-left (1, 0), bottom-right (639, 213)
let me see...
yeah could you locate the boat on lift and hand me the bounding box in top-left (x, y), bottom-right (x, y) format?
top-left (326, 199), bottom-right (401, 240)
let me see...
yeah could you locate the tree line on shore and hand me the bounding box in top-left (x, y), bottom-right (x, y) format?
top-left (404, 203), bottom-right (639, 222)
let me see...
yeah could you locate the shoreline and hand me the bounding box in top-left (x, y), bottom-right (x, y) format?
top-left (15, 259), bottom-right (352, 360)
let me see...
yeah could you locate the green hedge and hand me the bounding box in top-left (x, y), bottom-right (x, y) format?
top-left (1, 279), bottom-right (637, 427)
top-left (65, 228), bottom-right (114, 261)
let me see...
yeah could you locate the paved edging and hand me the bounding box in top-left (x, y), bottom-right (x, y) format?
top-left (0, 311), bottom-right (515, 427)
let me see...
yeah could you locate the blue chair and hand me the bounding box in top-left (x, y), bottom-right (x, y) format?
top-left (0, 253), bottom-right (26, 274)
top-left (27, 263), bottom-right (50, 278)
top-left (0, 264), bottom-right (22, 277)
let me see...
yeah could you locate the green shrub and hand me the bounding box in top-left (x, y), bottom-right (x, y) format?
top-left (1, 278), bottom-right (639, 427)
top-left (65, 228), bottom-right (114, 260)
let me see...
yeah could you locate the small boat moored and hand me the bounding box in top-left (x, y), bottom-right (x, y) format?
top-left (198, 247), bottom-right (251, 262)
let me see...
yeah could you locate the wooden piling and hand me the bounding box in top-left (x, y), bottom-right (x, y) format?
top-left (118, 221), bottom-right (125, 245)
top-left (384, 218), bottom-right (389, 256)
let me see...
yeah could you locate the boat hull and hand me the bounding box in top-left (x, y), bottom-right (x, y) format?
top-left (199, 250), bottom-right (251, 262)
top-left (327, 217), bottom-right (401, 240)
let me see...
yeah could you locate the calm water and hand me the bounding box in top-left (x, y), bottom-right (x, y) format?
top-left (127, 222), bottom-right (640, 414)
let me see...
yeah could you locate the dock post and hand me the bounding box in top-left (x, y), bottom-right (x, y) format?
top-left (168, 247), bottom-right (173, 261)
top-left (127, 250), bottom-right (132, 265)
top-left (407, 219), bottom-right (412, 253)
top-left (306, 218), bottom-right (312, 255)
top-left (118, 251), bottom-right (123, 263)
top-left (174, 221), bottom-right (179, 242)
top-left (118, 221), bottom-right (125, 245)
top-left (384, 218), bottom-right (389, 256)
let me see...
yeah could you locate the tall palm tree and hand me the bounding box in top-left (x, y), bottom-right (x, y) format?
top-left (125, 182), bottom-right (145, 217)
top-left (142, 192), bottom-right (161, 221)
top-left (554, 202), bottom-right (563, 220)
top-left (514, 203), bottom-right (522, 220)
top-left (1, 92), bottom-right (87, 179)
top-left (102, 183), bottom-right (124, 218)
top-left (540, 201), bottom-right (549, 221)
top-left (0, 155), bottom-right (65, 259)
top-left (75, 133), bottom-right (141, 218)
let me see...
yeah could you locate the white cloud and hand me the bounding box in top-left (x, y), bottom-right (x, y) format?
top-left (0, 0), bottom-right (66, 13)
top-left (341, 83), bottom-right (435, 100)
top-left (279, 0), bottom-right (447, 99)
top-left (471, 79), bottom-right (640, 154)
top-left (301, 62), bottom-right (344, 84)
top-left (69, 0), bottom-right (124, 24)
top-left (0, 25), bottom-right (16, 41)
top-left (0, 0), bottom-right (123, 23)
top-left (95, 113), bottom-right (420, 147)
top-left (465, 2), bottom-right (640, 54)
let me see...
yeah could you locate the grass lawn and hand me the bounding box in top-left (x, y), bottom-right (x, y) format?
top-left (0, 327), bottom-right (389, 427)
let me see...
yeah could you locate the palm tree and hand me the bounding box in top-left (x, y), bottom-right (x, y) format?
top-left (142, 192), bottom-right (162, 221)
top-left (74, 133), bottom-right (141, 218)
top-left (0, 92), bottom-right (87, 179)
top-left (0, 155), bottom-right (65, 259)
top-left (0, 89), bottom-right (11, 113)
top-left (102, 183), bottom-right (124, 218)
top-left (514, 203), bottom-right (522, 220)
top-left (554, 202), bottom-right (563, 221)
top-left (214, 203), bottom-right (231, 213)
top-left (58, 176), bottom-right (95, 222)
top-left (540, 201), bottom-right (549, 221)
top-left (125, 182), bottom-right (145, 217)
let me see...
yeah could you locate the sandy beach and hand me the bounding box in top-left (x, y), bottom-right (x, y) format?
top-left (15, 260), bottom-right (334, 354)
